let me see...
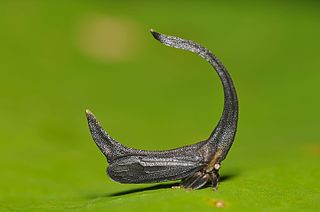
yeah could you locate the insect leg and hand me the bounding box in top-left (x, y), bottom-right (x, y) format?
top-left (180, 171), bottom-right (210, 190)
top-left (210, 171), bottom-right (220, 191)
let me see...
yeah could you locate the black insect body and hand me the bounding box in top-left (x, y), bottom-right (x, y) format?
top-left (86, 30), bottom-right (238, 190)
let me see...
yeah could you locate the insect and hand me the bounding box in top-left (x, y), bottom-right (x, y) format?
top-left (85, 29), bottom-right (238, 190)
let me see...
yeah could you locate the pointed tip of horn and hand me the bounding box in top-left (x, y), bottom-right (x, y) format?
top-left (150, 28), bottom-right (162, 41)
top-left (85, 109), bottom-right (93, 116)
top-left (85, 109), bottom-right (96, 122)
top-left (85, 109), bottom-right (101, 134)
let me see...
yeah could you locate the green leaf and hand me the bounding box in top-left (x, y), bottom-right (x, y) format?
top-left (0, 0), bottom-right (319, 211)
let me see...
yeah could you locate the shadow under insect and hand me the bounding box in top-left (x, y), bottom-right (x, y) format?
top-left (108, 173), bottom-right (238, 197)
top-left (84, 173), bottom-right (238, 200)
top-left (110, 173), bottom-right (238, 196)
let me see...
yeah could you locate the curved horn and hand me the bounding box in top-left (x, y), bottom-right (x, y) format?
top-left (85, 109), bottom-right (129, 163)
top-left (150, 30), bottom-right (238, 161)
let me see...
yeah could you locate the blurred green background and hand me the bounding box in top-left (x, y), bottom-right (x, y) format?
top-left (0, 0), bottom-right (319, 211)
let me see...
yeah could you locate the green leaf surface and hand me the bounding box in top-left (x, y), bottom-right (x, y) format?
top-left (0, 0), bottom-right (319, 211)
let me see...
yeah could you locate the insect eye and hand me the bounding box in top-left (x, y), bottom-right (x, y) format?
top-left (214, 163), bottom-right (221, 170)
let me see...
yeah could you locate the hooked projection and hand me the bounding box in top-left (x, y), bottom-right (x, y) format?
top-left (85, 30), bottom-right (238, 190)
